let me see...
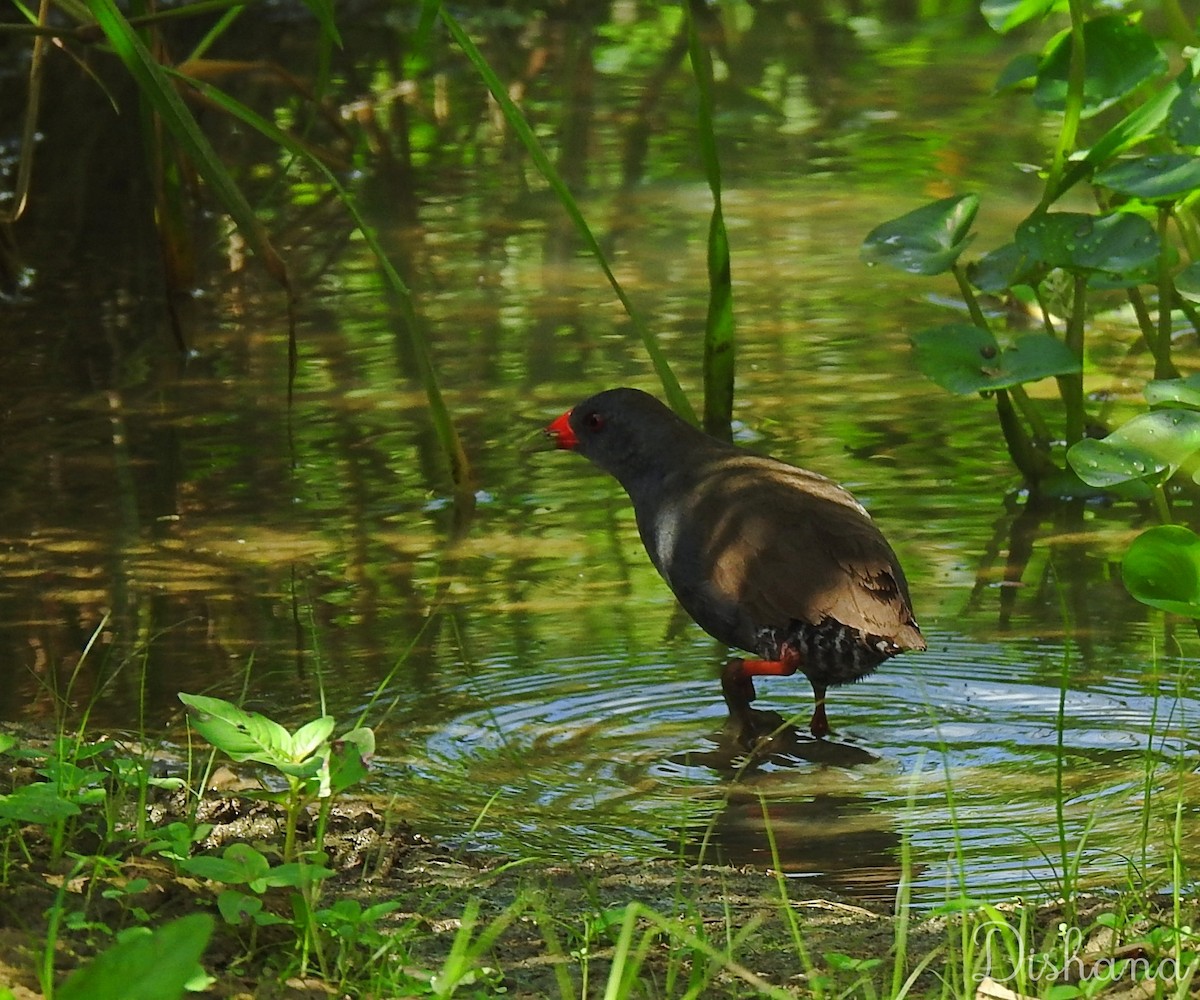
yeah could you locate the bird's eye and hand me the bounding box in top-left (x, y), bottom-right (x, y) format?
top-left (584, 412), bottom-right (605, 432)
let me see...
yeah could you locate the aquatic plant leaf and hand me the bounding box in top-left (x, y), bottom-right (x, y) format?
top-left (57, 913), bottom-right (213, 1000)
top-left (1066, 410), bottom-right (1200, 487)
top-left (1145, 374), bottom-right (1200, 409)
top-left (967, 242), bottom-right (1042, 292)
top-left (861, 195), bottom-right (979, 275)
top-left (1169, 78), bottom-right (1200, 146)
top-left (1094, 155), bottom-right (1200, 202)
top-left (995, 52), bottom-right (1040, 92)
top-left (1122, 525), bottom-right (1200, 616)
top-left (1174, 261), bottom-right (1200, 299)
top-left (1046, 50), bottom-right (1200, 205)
top-left (980, 0), bottom-right (1059, 34)
top-left (1015, 212), bottom-right (1159, 274)
top-left (911, 324), bottom-right (1079, 395)
top-left (1035, 17), bottom-right (1167, 117)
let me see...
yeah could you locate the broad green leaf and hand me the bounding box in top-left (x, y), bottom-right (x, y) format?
top-left (181, 843), bottom-right (272, 885)
top-left (1175, 261), bottom-right (1200, 299)
top-left (1122, 525), bottom-right (1200, 616)
top-left (1146, 374), bottom-right (1200, 409)
top-left (1047, 50), bottom-right (1200, 207)
top-left (0, 783), bottom-right (81, 823)
top-left (911, 324), bottom-right (1079, 395)
top-left (1066, 409), bottom-right (1200, 487)
top-left (995, 52), bottom-right (1040, 92)
top-left (217, 890), bottom-right (262, 925)
top-left (1035, 17), bottom-right (1167, 118)
top-left (57, 913), bottom-right (213, 1000)
top-left (1170, 78), bottom-right (1200, 146)
top-left (179, 692), bottom-right (292, 764)
top-left (1094, 155), bottom-right (1200, 202)
top-left (967, 241), bottom-right (1042, 292)
top-left (289, 716), bottom-right (336, 762)
top-left (1015, 212), bottom-right (1159, 275)
top-left (861, 195), bottom-right (979, 275)
top-left (980, 0), bottom-right (1060, 33)
top-left (263, 861), bottom-right (335, 889)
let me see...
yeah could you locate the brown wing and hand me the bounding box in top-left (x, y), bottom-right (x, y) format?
top-left (680, 456), bottom-right (923, 652)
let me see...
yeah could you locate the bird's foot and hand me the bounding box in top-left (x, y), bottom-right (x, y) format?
top-left (719, 706), bottom-right (795, 753)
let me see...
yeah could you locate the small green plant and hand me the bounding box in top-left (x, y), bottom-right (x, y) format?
top-left (178, 692), bottom-right (374, 863)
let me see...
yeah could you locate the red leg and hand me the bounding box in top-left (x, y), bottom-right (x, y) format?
top-left (739, 644), bottom-right (802, 679)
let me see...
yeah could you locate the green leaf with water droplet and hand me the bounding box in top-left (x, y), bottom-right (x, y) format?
top-left (911, 324), bottom-right (1079, 395)
top-left (981, 0), bottom-right (1058, 34)
top-left (861, 194), bottom-right (979, 276)
top-left (1122, 525), bottom-right (1200, 617)
top-left (1015, 211), bottom-right (1159, 277)
top-left (1175, 261), bottom-right (1200, 300)
top-left (1094, 155), bottom-right (1200, 202)
top-left (1168, 78), bottom-right (1200, 146)
top-left (1035, 17), bottom-right (1167, 118)
top-left (1066, 409), bottom-right (1200, 488)
top-left (967, 241), bottom-right (1044, 292)
top-left (1145, 374), bottom-right (1200, 410)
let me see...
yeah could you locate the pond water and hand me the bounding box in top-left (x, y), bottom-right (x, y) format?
top-left (3, 3), bottom-right (1198, 908)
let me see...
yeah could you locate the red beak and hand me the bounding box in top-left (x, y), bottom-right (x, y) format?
top-left (545, 410), bottom-right (579, 449)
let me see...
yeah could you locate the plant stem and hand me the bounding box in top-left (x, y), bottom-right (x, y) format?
top-left (1059, 272), bottom-right (1087, 446)
top-left (995, 389), bottom-right (1052, 483)
top-left (1040, 0), bottom-right (1086, 211)
top-left (1155, 205), bottom-right (1182, 380)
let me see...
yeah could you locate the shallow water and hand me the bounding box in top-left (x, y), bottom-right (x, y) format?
top-left (2, 4), bottom-right (1198, 908)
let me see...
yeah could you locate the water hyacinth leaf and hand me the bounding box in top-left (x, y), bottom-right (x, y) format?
top-left (1066, 409), bottom-right (1200, 487)
top-left (1015, 212), bottom-right (1159, 274)
top-left (1175, 261), bottom-right (1200, 299)
top-left (967, 242), bottom-right (1041, 292)
top-left (1145, 374), bottom-right (1200, 409)
top-left (1046, 49), bottom-right (1200, 205)
top-left (861, 194), bottom-right (979, 275)
top-left (995, 52), bottom-right (1040, 92)
top-left (1169, 78), bottom-right (1200, 146)
top-left (1122, 525), bottom-right (1200, 616)
top-left (980, 0), bottom-right (1059, 33)
top-left (1094, 155), bottom-right (1200, 202)
top-left (1035, 17), bottom-right (1167, 117)
top-left (911, 324), bottom-right (1079, 395)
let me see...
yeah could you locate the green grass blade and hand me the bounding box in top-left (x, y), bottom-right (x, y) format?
top-left (437, 5), bottom-right (697, 424)
top-left (169, 70), bottom-right (474, 509)
top-left (85, 0), bottom-right (291, 295)
top-left (685, 4), bottom-right (735, 439)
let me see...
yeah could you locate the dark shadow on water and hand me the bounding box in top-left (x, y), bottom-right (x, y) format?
top-left (665, 713), bottom-right (904, 904)
top-left (676, 710), bottom-right (879, 771)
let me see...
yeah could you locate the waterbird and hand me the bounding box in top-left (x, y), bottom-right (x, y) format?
top-left (544, 387), bottom-right (924, 741)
